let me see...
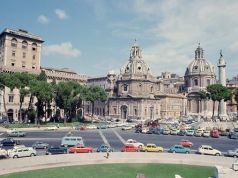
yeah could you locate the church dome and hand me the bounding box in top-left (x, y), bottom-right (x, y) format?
top-left (120, 41), bottom-right (152, 77)
top-left (185, 44), bottom-right (215, 76)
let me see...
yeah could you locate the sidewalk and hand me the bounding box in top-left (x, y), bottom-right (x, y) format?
top-left (0, 153), bottom-right (237, 178)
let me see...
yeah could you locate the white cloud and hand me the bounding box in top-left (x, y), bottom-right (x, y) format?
top-left (55, 9), bottom-right (68, 19)
top-left (119, 0), bottom-right (238, 77)
top-left (37, 15), bottom-right (49, 24)
top-left (43, 42), bottom-right (81, 57)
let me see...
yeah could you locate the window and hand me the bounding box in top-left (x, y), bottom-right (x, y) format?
top-left (33, 55), bottom-right (35, 60)
top-left (11, 38), bottom-right (17, 47)
top-left (32, 43), bottom-right (37, 51)
top-left (32, 66), bottom-right (36, 69)
top-left (134, 109), bottom-right (137, 116)
top-left (12, 51), bottom-right (15, 57)
top-left (194, 79), bottom-right (198, 86)
top-left (11, 63), bottom-right (15, 66)
top-left (150, 86), bottom-right (153, 92)
top-left (23, 52), bottom-right (26, 58)
top-left (22, 41), bottom-right (28, 49)
top-left (9, 95), bottom-right (14, 103)
top-left (114, 108), bottom-right (117, 114)
top-left (123, 84), bottom-right (128, 91)
top-left (207, 79), bottom-right (210, 85)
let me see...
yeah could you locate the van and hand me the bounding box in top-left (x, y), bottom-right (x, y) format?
top-left (61, 136), bottom-right (84, 147)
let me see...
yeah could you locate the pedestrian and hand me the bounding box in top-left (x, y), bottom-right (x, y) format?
top-left (105, 148), bottom-right (110, 159)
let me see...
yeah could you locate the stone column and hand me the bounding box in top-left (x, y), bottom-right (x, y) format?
top-left (217, 50), bottom-right (228, 120)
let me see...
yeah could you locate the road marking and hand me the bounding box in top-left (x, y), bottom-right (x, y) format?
top-left (98, 129), bottom-right (111, 147)
top-left (112, 129), bottom-right (125, 144)
top-left (0, 133), bottom-right (3, 136)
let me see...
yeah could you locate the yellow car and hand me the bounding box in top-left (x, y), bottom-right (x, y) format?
top-left (141, 143), bottom-right (163, 152)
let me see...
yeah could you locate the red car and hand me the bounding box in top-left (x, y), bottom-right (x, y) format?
top-left (68, 144), bottom-right (93, 153)
top-left (179, 139), bottom-right (193, 147)
top-left (121, 144), bottom-right (139, 152)
top-left (210, 129), bottom-right (219, 138)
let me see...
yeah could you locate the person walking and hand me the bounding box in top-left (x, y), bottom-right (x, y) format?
top-left (105, 148), bottom-right (110, 159)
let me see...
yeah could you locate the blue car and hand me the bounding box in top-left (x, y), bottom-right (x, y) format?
top-left (168, 145), bottom-right (191, 154)
top-left (96, 144), bottom-right (113, 152)
top-left (97, 124), bottom-right (108, 129)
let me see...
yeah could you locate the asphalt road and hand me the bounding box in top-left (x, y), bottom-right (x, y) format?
top-left (0, 128), bottom-right (238, 155)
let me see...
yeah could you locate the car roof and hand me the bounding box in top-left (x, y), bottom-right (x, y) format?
top-left (146, 143), bottom-right (156, 146)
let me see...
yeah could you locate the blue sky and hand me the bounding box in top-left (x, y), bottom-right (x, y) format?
top-left (1, 0), bottom-right (238, 79)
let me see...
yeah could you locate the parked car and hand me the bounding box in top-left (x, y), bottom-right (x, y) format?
top-left (224, 148), bottom-right (238, 158)
top-left (125, 139), bottom-right (144, 148)
top-left (198, 145), bottom-right (221, 156)
top-left (194, 130), bottom-right (203, 137)
top-left (97, 124), bottom-right (108, 129)
top-left (170, 129), bottom-right (179, 135)
top-left (179, 139), bottom-right (193, 147)
top-left (210, 129), bottom-right (219, 138)
top-left (202, 130), bottom-right (210, 137)
top-left (219, 129), bottom-right (230, 136)
top-left (0, 138), bottom-right (20, 146)
top-left (152, 127), bottom-right (163, 135)
top-left (229, 132), bottom-right (238, 139)
top-left (46, 146), bottom-right (68, 155)
top-left (7, 130), bottom-right (26, 137)
top-left (177, 129), bottom-right (186, 136)
top-left (141, 144), bottom-right (163, 152)
top-left (121, 125), bottom-right (132, 131)
top-left (85, 125), bottom-right (97, 129)
top-left (96, 144), bottom-right (113, 152)
top-left (135, 128), bottom-right (142, 133)
top-left (44, 125), bottom-right (58, 131)
top-left (121, 144), bottom-right (139, 152)
top-left (168, 145), bottom-right (191, 154)
top-left (141, 127), bottom-right (149, 134)
top-left (162, 128), bottom-right (170, 135)
top-left (68, 144), bottom-right (93, 153)
top-left (32, 141), bottom-right (49, 149)
top-left (186, 130), bottom-right (194, 136)
top-left (8, 146), bottom-right (36, 158)
top-left (0, 148), bottom-right (8, 158)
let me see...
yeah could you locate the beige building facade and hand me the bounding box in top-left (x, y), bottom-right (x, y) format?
top-left (0, 28), bottom-right (87, 122)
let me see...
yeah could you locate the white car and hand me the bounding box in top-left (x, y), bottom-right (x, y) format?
top-left (125, 139), bottom-right (144, 148)
top-left (86, 125), bottom-right (97, 129)
top-left (121, 125), bottom-right (132, 130)
top-left (44, 126), bottom-right (58, 131)
top-left (198, 145), bottom-right (221, 156)
top-left (141, 128), bottom-right (149, 134)
top-left (8, 146), bottom-right (36, 158)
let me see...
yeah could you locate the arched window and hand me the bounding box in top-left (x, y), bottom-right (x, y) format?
top-left (194, 79), bottom-right (198, 86)
top-left (123, 84), bottom-right (128, 91)
top-left (150, 86), bottom-right (154, 92)
top-left (11, 38), bottom-right (17, 47)
top-left (22, 40), bottom-right (28, 49)
top-left (134, 109), bottom-right (137, 116)
top-left (32, 43), bottom-right (37, 51)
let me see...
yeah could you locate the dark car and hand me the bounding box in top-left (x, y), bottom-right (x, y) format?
top-left (97, 144), bottom-right (113, 152)
top-left (46, 146), bottom-right (68, 155)
top-left (32, 141), bottom-right (49, 149)
top-left (178, 129), bottom-right (186, 136)
top-left (229, 132), bottom-right (238, 139)
top-left (0, 138), bottom-right (20, 146)
top-left (135, 128), bottom-right (142, 133)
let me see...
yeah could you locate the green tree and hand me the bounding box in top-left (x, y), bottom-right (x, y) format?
top-left (55, 81), bottom-right (83, 124)
top-left (207, 84), bottom-right (231, 120)
top-left (14, 72), bottom-right (36, 123)
top-left (83, 85), bottom-right (107, 118)
top-left (30, 80), bottom-right (53, 125)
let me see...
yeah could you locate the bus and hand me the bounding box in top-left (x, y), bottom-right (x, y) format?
top-left (61, 136), bottom-right (84, 147)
